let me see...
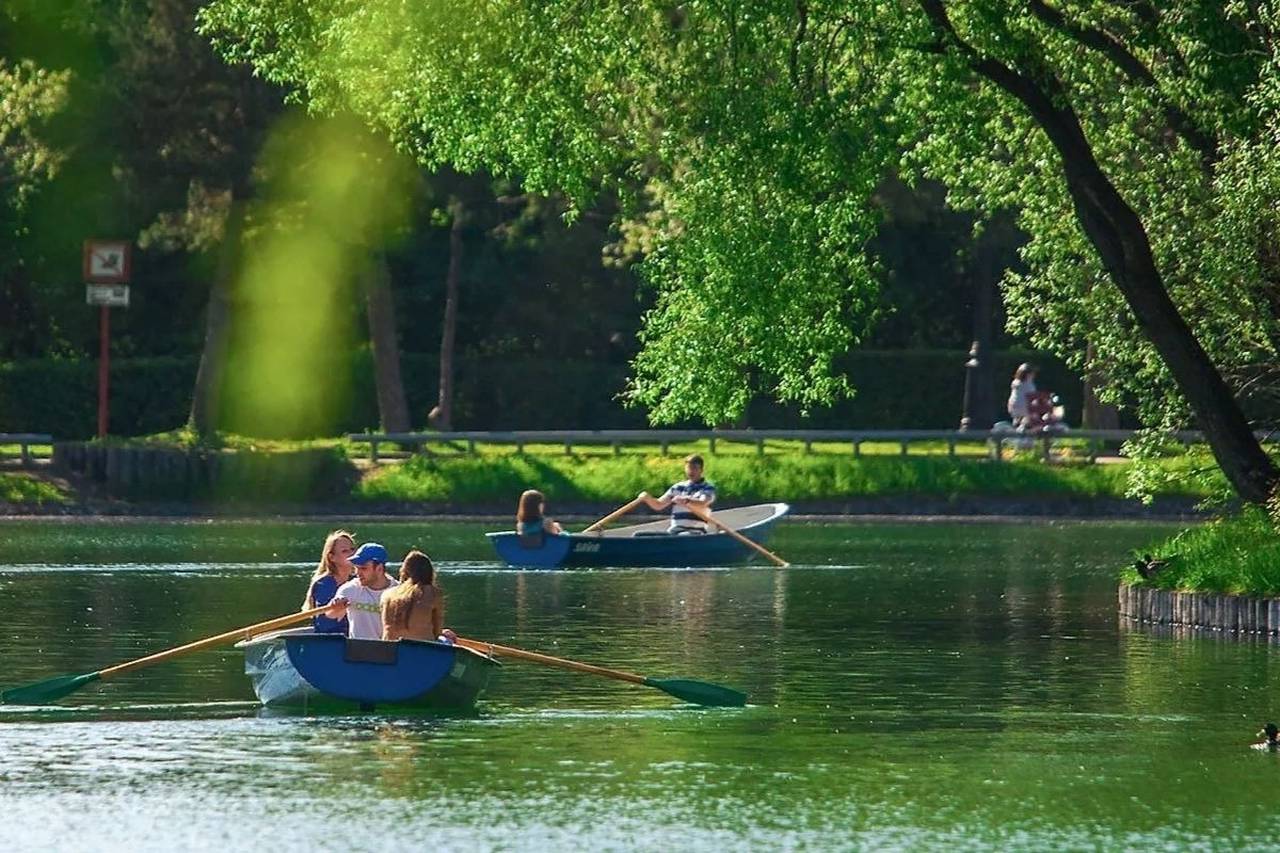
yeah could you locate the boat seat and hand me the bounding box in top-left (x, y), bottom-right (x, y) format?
top-left (344, 638), bottom-right (399, 665)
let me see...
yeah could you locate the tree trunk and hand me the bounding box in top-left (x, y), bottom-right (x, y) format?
top-left (429, 199), bottom-right (464, 431)
top-left (363, 252), bottom-right (410, 432)
top-left (188, 205), bottom-right (241, 439)
top-left (919, 0), bottom-right (1279, 502)
top-left (1046, 110), bottom-right (1275, 501)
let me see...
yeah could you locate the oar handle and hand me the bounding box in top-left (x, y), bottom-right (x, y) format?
top-left (687, 504), bottom-right (789, 567)
top-left (455, 637), bottom-right (646, 686)
top-left (98, 605), bottom-right (330, 680)
top-left (581, 496), bottom-right (645, 534)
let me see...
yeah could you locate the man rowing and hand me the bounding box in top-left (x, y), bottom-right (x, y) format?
top-left (324, 542), bottom-right (399, 640)
top-left (637, 453), bottom-right (717, 533)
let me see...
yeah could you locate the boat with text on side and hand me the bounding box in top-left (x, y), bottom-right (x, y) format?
top-left (235, 627), bottom-right (500, 712)
top-left (486, 502), bottom-right (790, 568)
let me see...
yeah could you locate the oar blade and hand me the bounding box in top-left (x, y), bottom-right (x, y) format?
top-left (646, 677), bottom-right (747, 708)
top-left (2, 672), bottom-right (101, 705)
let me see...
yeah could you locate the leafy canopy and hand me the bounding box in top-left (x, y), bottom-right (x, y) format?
top-left (199, 0), bottom-right (1280, 427)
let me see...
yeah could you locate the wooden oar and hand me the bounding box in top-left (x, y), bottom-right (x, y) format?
top-left (1, 605), bottom-right (330, 705)
top-left (581, 495), bottom-right (645, 534)
top-left (455, 636), bottom-right (746, 707)
top-left (687, 503), bottom-right (789, 567)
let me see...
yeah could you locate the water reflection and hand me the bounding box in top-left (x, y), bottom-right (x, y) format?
top-left (9, 519), bottom-right (1280, 850)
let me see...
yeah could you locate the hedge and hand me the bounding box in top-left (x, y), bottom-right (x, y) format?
top-left (2, 349), bottom-right (1081, 439)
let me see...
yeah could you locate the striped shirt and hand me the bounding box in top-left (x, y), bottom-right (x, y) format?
top-left (661, 478), bottom-right (716, 531)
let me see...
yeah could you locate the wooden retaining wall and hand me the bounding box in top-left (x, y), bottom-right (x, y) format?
top-left (1117, 584), bottom-right (1280, 636)
top-left (52, 442), bottom-right (355, 501)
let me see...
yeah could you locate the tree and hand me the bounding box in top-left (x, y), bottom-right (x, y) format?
top-left (0, 58), bottom-right (69, 358)
top-left (195, 1), bottom-right (1279, 501)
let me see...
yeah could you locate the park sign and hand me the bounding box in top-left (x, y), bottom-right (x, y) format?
top-left (83, 240), bottom-right (132, 307)
top-left (83, 240), bottom-right (131, 283)
top-left (84, 240), bottom-right (131, 306)
top-left (85, 284), bottom-right (130, 307)
top-left (83, 239), bottom-right (132, 438)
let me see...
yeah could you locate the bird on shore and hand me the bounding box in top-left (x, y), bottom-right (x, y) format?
top-left (1133, 553), bottom-right (1171, 580)
top-left (1252, 723), bottom-right (1279, 752)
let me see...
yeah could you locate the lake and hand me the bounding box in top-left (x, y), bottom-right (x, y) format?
top-left (2, 518), bottom-right (1277, 851)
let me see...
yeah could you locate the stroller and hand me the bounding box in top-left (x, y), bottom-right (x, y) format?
top-left (990, 391), bottom-right (1069, 452)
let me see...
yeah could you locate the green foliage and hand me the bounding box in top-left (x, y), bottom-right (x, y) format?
top-left (356, 450), bottom-right (1198, 505)
top-left (0, 357), bottom-right (197, 437)
top-left (198, 0), bottom-right (1280, 492)
top-left (0, 59), bottom-right (68, 217)
top-left (0, 472), bottom-right (68, 505)
top-left (0, 349), bottom-right (1079, 438)
top-left (1122, 507), bottom-right (1280, 596)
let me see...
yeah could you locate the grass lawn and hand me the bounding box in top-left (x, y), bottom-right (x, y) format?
top-left (0, 472), bottom-right (70, 505)
top-left (354, 450), bottom-right (1216, 505)
top-left (1120, 507), bottom-right (1280, 596)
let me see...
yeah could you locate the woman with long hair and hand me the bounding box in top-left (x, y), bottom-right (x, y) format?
top-left (303, 529), bottom-right (355, 634)
top-left (516, 489), bottom-right (563, 546)
top-left (1007, 363), bottom-right (1038, 429)
top-left (381, 549), bottom-right (448, 642)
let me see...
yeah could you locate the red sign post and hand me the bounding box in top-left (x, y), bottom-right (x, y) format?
top-left (84, 241), bottom-right (132, 438)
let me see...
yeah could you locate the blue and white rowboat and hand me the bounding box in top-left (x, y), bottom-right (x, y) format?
top-left (487, 502), bottom-right (790, 568)
top-left (236, 628), bottom-right (499, 711)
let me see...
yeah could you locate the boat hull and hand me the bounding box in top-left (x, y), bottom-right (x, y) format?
top-left (487, 502), bottom-right (789, 568)
top-left (237, 628), bottom-right (498, 711)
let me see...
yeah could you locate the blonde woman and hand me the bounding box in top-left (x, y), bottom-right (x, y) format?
top-left (302, 529), bottom-right (356, 634)
top-left (381, 549), bottom-right (451, 642)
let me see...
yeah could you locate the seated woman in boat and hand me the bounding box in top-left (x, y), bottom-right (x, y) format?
top-left (516, 489), bottom-right (565, 546)
top-left (381, 549), bottom-right (452, 643)
top-left (301, 529), bottom-right (355, 634)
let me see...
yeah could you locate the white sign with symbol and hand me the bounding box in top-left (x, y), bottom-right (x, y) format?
top-left (83, 240), bottom-right (132, 284)
top-left (86, 284), bottom-right (130, 307)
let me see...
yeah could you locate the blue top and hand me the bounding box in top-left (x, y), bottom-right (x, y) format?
top-left (516, 519), bottom-right (544, 536)
top-left (663, 478), bottom-right (717, 527)
top-left (308, 573), bottom-right (350, 635)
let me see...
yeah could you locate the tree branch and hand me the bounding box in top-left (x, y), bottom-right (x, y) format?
top-left (1026, 0), bottom-right (1218, 169)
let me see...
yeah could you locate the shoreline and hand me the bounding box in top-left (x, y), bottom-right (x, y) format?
top-left (0, 495), bottom-right (1207, 524)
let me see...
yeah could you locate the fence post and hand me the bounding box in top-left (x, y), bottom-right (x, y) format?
top-left (370, 439), bottom-right (379, 465)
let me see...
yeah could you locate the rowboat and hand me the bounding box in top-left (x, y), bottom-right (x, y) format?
top-left (487, 502), bottom-right (790, 568)
top-left (235, 627), bottom-right (500, 711)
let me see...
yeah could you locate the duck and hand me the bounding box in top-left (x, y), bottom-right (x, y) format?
top-left (1133, 553), bottom-right (1171, 580)
top-left (1252, 722), bottom-right (1279, 752)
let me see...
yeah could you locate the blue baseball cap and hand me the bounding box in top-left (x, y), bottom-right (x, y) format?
top-left (350, 542), bottom-right (389, 566)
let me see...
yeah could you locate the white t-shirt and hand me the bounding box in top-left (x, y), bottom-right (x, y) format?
top-left (332, 576), bottom-right (400, 640)
top-left (1008, 378), bottom-right (1037, 419)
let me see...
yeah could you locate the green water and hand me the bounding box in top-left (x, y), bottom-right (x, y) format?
top-left (3, 518), bottom-right (1278, 851)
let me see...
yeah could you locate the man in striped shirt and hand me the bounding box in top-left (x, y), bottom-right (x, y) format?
top-left (638, 454), bottom-right (717, 533)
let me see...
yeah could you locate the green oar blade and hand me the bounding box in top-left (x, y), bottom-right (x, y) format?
top-left (2, 672), bottom-right (101, 705)
top-left (645, 677), bottom-right (747, 708)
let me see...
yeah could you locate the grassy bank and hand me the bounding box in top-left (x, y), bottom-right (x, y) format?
top-left (1120, 507), bottom-right (1280, 596)
top-left (0, 473), bottom-right (69, 505)
top-left (36, 432), bottom-right (1229, 510)
top-left (355, 451), bottom-right (1214, 505)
